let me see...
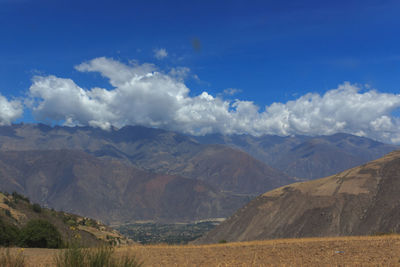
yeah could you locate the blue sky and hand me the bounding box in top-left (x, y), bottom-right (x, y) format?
top-left (1, 0), bottom-right (400, 143)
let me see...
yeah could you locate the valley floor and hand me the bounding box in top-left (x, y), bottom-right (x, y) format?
top-left (6, 235), bottom-right (400, 266)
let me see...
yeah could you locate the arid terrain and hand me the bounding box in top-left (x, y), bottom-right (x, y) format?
top-left (198, 150), bottom-right (400, 243)
top-left (5, 235), bottom-right (400, 266)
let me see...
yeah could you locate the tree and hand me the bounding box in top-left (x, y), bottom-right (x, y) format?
top-left (0, 219), bottom-right (19, 246)
top-left (19, 219), bottom-right (63, 248)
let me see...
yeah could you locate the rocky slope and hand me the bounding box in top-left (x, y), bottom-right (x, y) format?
top-left (0, 150), bottom-right (249, 224)
top-left (196, 150), bottom-right (400, 243)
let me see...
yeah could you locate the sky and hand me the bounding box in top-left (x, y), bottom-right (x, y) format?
top-left (1, 0), bottom-right (400, 143)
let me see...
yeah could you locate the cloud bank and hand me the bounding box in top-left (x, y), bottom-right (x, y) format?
top-left (24, 57), bottom-right (400, 143)
top-left (0, 94), bottom-right (23, 126)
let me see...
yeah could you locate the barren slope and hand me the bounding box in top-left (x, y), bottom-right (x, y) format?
top-left (197, 150), bottom-right (400, 243)
top-left (0, 150), bottom-right (248, 224)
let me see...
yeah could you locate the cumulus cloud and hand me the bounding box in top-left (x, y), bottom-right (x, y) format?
top-left (154, 48), bottom-right (168, 59)
top-left (28, 57), bottom-right (400, 143)
top-left (0, 93), bottom-right (23, 125)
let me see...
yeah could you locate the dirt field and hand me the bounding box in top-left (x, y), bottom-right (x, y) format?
top-left (6, 235), bottom-right (400, 266)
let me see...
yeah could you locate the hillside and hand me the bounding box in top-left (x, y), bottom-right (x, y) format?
top-left (194, 133), bottom-right (398, 180)
top-left (0, 192), bottom-right (130, 247)
top-left (196, 150), bottom-right (400, 243)
top-left (0, 150), bottom-right (249, 224)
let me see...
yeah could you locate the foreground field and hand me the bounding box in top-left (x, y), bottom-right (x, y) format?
top-left (6, 235), bottom-right (400, 266)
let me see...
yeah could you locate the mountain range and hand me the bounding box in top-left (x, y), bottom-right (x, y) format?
top-left (0, 124), bottom-right (293, 195)
top-left (194, 132), bottom-right (398, 179)
top-left (0, 123), bottom-right (398, 224)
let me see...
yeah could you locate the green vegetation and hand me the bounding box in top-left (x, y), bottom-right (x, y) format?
top-left (62, 214), bottom-right (100, 229)
top-left (4, 209), bottom-right (12, 218)
top-left (19, 219), bottom-right (63, 248)
top-left (32, 203), bottom-right (42, 213)
top-left (1, 217), bottom-right (63, 248)
top-left (0, 249), bottom-right (25, 267)
top-left (11, 192), bottom-right (30, 204)
top-left (54, 245), bottom-right (143, 267)
top-left (0, 219), bottom-right (20, 246)
top-left (117, 221), bottom-right (218, 244)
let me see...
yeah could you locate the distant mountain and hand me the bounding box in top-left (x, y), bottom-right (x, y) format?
top-left (0, 124), bottom-right (293, 195)
top-left (0, 150), bottom-right (250, 224)
top-left (196, 150), bottom-right (400, 243)
top-left (3, 123), bottom-right (395, 225)
top-left (194, 133), bottom-right (399, 180)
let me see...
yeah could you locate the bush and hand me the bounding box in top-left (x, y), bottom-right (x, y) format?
top-left (54, 245), bottom-right (143, 267)
top-left (4, 209), bottom-right (12, 218)
top-left (19, 219), bottom-right (63, 248)
top-left (0, 248), bottom-right (25, 267)
top-left (11, 192), bottom-right (30, 204)
top-left (32, 203), bottom-right (42, 213)
top-left (0, 219), bottom-right (20, 246)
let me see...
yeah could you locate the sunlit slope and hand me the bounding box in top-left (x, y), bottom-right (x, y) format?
top-left (197, 150), bottom-right (400, 243)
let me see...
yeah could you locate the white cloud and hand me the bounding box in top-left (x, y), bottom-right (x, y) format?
top-left (0, 93), bottom-right (23, 125)
top-left (154, 48), bottom-right (168, 59)
top-left (223, 88), bottom-right (242, 96)
top-left (28, 57), bottom-right (400, 143)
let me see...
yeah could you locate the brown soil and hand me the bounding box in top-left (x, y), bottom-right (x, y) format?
top-left (6, 235), bottom-right (400, 266)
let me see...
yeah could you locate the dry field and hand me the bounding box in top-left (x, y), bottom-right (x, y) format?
top-left (6, 235), bottom-right (400, 266)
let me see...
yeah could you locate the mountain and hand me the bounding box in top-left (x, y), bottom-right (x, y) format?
top-left (0, 150), bottom-right (249, 224)
top-left (0, 124), bottom-right (292, 195)
top-left (194, 133), bottom-right (399, 180)
top-left (196, 150), bottom-right (400, 243)
top-left (0, 191), bottom-right (130, 247)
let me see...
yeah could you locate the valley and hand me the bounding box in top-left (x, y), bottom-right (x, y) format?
top-left (116, 221), bottom-right (219, 244)
top-left (2, 123), bottom-right (400, 264)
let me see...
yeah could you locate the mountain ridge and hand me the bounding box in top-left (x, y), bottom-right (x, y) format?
top-left (193, 132), bottom-right (398, 179)
top-left (195, 150), bottom-right (400, 243)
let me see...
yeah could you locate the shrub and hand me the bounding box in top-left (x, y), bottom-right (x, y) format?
top-left (54, 245), bottom-right (143, 267)
top-left (218, 239), bottom-right (227, 244)
top-left (19, 219), bottom-right (63, 248)
top-left (11, 192), bottom-right (30, 203)
top-left (32, 203), bottom-right (42, 213)
top-left (4, 209), bottom-right (12, 218)
top-left (0, 219), bottom-right (20, 246)
top-left (0, 248), bottom-right (25, 267)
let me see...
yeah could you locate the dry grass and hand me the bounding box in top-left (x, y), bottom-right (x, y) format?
top-left (8, 235), bottom-right (400, 266)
